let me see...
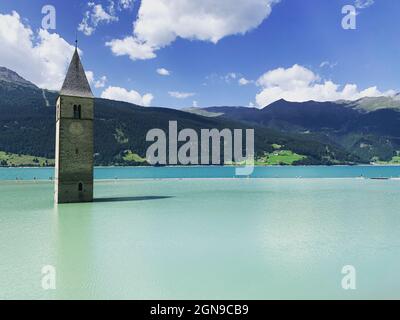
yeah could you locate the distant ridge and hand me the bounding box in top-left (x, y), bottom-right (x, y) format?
top-left (0, 67), bottom-right (38, 89)
top-left (186, 99), bottom-right (400, 163)
top-left (0, 67), bottom-right (361, 166)
top-left (0, 66), bottom-right (399, 165)
top-left (347, 95), bottom-right (400, 112)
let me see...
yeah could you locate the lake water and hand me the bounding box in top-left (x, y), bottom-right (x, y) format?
top-left (0, 167), bottom-right (400, 299)
top-left (1, 165), bottom-right (400, 180)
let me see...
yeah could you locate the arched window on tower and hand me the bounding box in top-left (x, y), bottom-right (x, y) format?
top-left (78, 182), bottom-right (83, 192)
top-left (73, 105), bottom-right (82, 119)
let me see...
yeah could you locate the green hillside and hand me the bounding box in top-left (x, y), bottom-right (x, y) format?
top-left (0, 67), bottom-right (382, 167)
top-left (0, 151), bottom-right (54, 167)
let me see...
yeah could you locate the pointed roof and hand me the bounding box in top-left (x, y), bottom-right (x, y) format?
top-left (60, 49), bottom-right (94, 98)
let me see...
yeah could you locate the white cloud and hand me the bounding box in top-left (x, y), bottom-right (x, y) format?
top-left (355, 0), bottom-right (374, 9)
top-left (85, 71), bottom-right (94, 83)
top-left (106, 36), bottom-right (156, 60)
top-left (205, 72), bottom-right (249, 85)
top-left (239, 77), bottom-right (252, 85)
top-left (320, 61), bottom-right (329, 68)
top-left (95, 75), bottom-right (107, 88)
top-left (85, 71), bottom-right (107, 88)
top-left (224, 72), bottom-right (237, 83)
top-left (118, 0), bottom-right (135, 10)
top-left (79, 2), bottom-right (119, 36)
top-left (91, 3), bottom-right (117, 23)
top-left (107, 0), bottom-right (279, 60)
top-left (255, 64), bottom-right (395, 107)
top-left (101, 86), bottom-right (154, 106)
top-left (0, 11), bottom-right (77, 90)
top-left (156, 68), bottom-right (170, 76)
top-left (168, 91), bottom-right (195, 99)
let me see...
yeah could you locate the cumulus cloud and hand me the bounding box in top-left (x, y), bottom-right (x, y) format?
top-left (355, 0), bottom-right (374, 9)
top-left (106, 0), bottom-right (279, 60)
top-left (255, 64), bottom-right (395, 107)
top-left (95, 75), bottom-right (107, 88)
top-left (78, 2), bottom-right (119, 36)
top-left (78, 0), bottom-right (135, 36)
top-left (101, 86), bottom-right (154, 106)
top-left (0, 11), bottom-right (77, 90)
top-left (107, 36), bottom-right (156, 60)
top-left (85, 71), bottom-right (107, 88)
top-left (157, 68), bottom-right (170, 76)
top-left (168, 91), bottom-right (195, 99)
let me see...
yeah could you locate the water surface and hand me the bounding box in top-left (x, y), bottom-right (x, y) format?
top-left (1, 174), bottom-right (399, 299)
top-left (1, 165), bottom-right (400, 180)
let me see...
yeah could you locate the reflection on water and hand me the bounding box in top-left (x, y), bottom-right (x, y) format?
top-left (1, 178), bottom-right (400, 299)
top-left (55, 205), bottom-right (94, 299)
top-left (94, 196), bottom-right (173, 203)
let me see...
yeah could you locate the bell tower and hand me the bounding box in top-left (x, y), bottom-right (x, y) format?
top-left (55, 47), bottom-right (94, 204)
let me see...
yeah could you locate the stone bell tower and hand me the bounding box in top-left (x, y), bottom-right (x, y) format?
top-left (55, 47), bottom-right (94, 204)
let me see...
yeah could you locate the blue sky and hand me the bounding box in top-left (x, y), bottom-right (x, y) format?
top-left (0, 0), bottom-right (399, 108)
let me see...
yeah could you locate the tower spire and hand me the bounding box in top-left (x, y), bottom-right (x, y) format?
top-left (60, 46), bottom-right (93, 98)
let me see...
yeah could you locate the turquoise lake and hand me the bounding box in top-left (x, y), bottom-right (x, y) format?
top-left (1, 165), bottom-right (400, 180)
top-left (0, 166), bottom-right (400, 299)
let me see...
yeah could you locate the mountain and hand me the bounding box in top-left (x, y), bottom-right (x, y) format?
top-left (187, 98), bottom-right (400, 162)
top-left (0, 67), bottom-right (38, 89)
top-left (0, 67), bottom-right (361, 166)
top-left (347, 95), bottom-right (400, 112)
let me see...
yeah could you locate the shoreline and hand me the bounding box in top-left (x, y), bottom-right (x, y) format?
top-left (2, 166), bottom-right (400, 181)
top-left (1, 164), bottom-right (400, 169)
top-left (1, 177), bottom-right (400, 183)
